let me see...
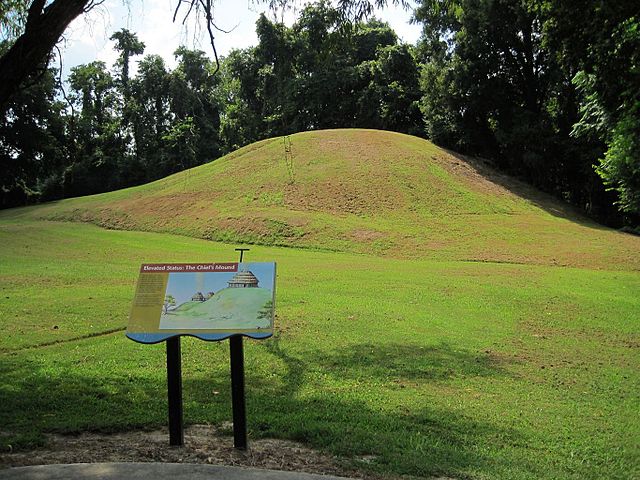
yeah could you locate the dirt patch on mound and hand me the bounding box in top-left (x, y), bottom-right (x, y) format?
top-left (0, 425), bottom-right (390, 479)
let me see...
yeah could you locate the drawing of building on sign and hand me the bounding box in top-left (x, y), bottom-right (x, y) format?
top-left (227, 270), bottom-right (259, 288)
top-left (191, 292), bottom-right (206, 302)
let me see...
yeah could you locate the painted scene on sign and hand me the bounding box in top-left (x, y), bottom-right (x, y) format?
top-left (159, 262), bottom-right (275, 330)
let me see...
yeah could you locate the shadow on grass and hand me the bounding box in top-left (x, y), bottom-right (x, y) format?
top-left (0, 339), bottom-right (534, 478)
top-left (309, 340), bottom-right (506, 382)
top-left (444, 148), bottom-right (611, 230)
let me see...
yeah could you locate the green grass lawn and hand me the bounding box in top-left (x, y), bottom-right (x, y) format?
top-left (1, 219), bottom-right (638, 479)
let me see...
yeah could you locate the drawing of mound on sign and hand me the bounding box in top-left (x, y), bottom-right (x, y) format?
top-left (159, 264), bottom-right (274, 330)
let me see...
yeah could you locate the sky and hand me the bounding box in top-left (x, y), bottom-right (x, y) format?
top-left (59, 0), bottom-right (422, 80)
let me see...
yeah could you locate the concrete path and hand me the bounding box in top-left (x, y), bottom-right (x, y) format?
top-left (0, 463), bottom-right (353, 480)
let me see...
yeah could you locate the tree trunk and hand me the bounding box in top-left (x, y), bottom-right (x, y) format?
top-left (520, 15), bottom-right (539, 114)
top-left (0, 0), bottom-right (90, 114)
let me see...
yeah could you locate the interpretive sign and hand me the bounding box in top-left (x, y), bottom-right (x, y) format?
top-left (127, 262), bottom-right (276, 344)
top-left (127, 253), bottom-right (272, 449)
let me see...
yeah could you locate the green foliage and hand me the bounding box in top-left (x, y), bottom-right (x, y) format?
top-left (0, 66), bottom-right (67, 206)
top-left (358, 44), bottom-right (422, 134)
top-left (64, 61), bottom-right (124, 197)
top-left (418, 60), bottom-right (460, 148)
top-left (417, 0), bottom-right (556, 155)
top-left (413, 0), bottom-right (636, 224)
top-left (217, 49), bottom-right (265, 153)
top-left (110, 28), bottom-right (145, 90)
top-left (595, 109), bottom-right (640, 214)
top-left (169, 46), bottom-right (222, 167)
top-left (570, 72), bottom-right (608, 141)
top-left (563, 10), bottom-right (640, 216)
top-left (161, 116), bottom-right (198, 172)
top-left (129, 54), bottom-right (170, 182)
top-left (0, 0), bottom-right (28, 41)
top-left (5, 36), bottom-right (223, 204)
top-left (219, 2), bottom-right (418, 144)
top-left (2, 1), bottom-right (638, 227)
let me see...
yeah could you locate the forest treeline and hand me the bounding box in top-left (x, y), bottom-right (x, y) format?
top-left (1, 1), bottom-right (638, 227)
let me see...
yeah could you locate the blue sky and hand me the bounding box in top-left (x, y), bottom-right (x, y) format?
top-left (59, 0), bottom-right (421, 80)
top-left (165, 262), bottom-right (276, 305)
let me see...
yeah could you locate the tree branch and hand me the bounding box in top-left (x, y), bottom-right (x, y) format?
top-left (26, 0), bottom-right (46, 29)
top-left (0, 0), bottom-right (91, 114)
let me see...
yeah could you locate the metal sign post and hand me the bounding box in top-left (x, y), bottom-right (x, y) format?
top-left (230, 248), bottom-right (250, 449)
top-left (229, 334), bottom-right (247, 449)
top-left (127, 250), bottom-right (275, 450)
top-left (166, 336), bottom-right (184, 446)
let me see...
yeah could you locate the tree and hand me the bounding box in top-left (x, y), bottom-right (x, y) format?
top-left (163, 295), bottom-right (176, 314)
top-left (217, 49), bottom-right (264, 152)
top-left (110, 28), bottom-right (145, 93)
top-left (413, 0), bottom-right (617, 219)
top-left (0, 1), bottom-right (407, 113)
top-left (595, 109), bottom-right (640, 215)
top-left (219, 2), bottom-right (416, 145)
top-left (0, 0), bottom-right (90, 113)
top-left (546, 2), bottom-right (640, 217)
top-left (0, 65), bottom-right (67, 207)
top-left (161, 116), bottom-right (199, 175)
top-left (64, 61), bottom-right (123, 196)
top-left (130, 54), bottom-right (171, 180)
top-left (291, 7), bottom-right (401, 131)
top-left (167, 46), bottom-right (222, 173)
top-left (357, 43), bottom-right (422, 134)
top-left (109, 29), bottom-right (145, 182)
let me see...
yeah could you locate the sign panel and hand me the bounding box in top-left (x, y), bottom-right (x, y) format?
top-left (127, 262), bottom-right (276, 343)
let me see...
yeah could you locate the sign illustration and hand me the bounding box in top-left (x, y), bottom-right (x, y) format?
top-left (127, 262), bottom-right (276, 343)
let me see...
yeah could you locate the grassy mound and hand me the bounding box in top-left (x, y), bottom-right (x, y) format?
top-left (3, 129), bottom-right (638, 269)
top-left (1, 125), bottom-right (639, 478)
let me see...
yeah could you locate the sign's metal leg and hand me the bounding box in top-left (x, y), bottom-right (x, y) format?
top-left (166, 336), bottom-right (184, 446)
top-left (229, 334), bottom-right (247, 450)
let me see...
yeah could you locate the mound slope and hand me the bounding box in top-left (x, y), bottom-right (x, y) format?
top-left (5, 129), bottom-right (639, 269)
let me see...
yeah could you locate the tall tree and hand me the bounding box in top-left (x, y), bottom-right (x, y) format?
top-left (357, 43), bottom-right (421, 134)
top-left (414, 0), bottom-right (616, 218)
top-left (110, 28), bottom-right (145, 97)
top-left (0, 66), bottom-right (67, 207)
top-left (0, 0), bottom-right (90, 113)
top-left (220, 2), bottom-right (416, 144)
top-left (545, 1), bottom-right (640, 217)
top-left (130, 54), bottom-right (171, 180)
top-left (217, 48), bottom-right (264, 152)
top-left (64, 61), bottom-right (123, 196)
top-left (110, 29), bottom-right (145, 180)
top-left (164, 47), bottom-right (221, 175)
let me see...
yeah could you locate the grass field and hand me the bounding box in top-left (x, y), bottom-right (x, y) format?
top-left (1, 129), bottom-right (639, 479)
top-left (1, 220), bottom-right (638, 479)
